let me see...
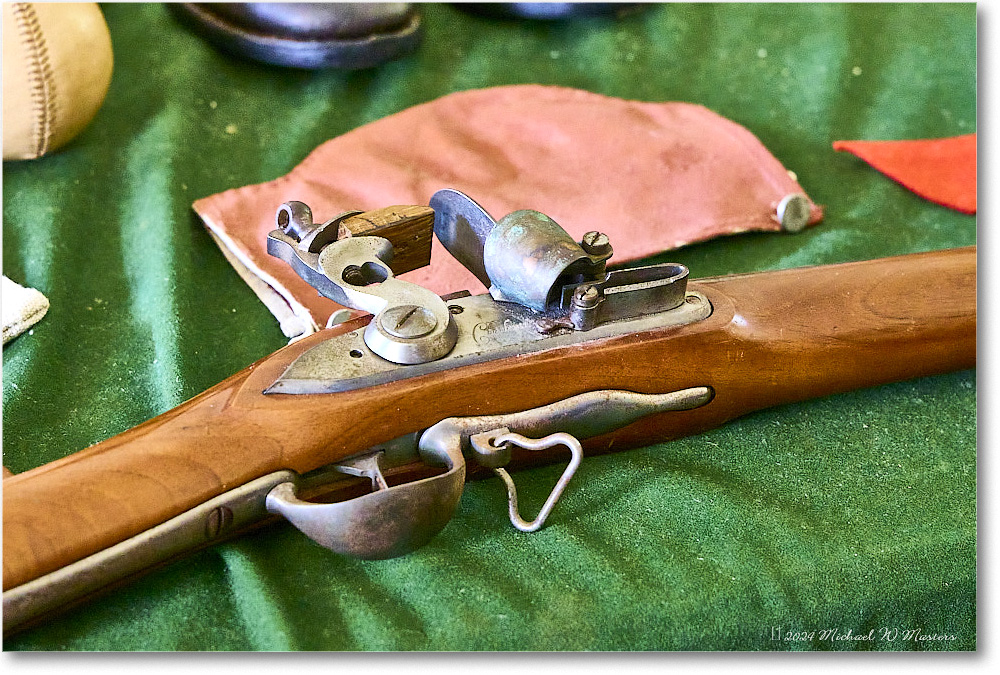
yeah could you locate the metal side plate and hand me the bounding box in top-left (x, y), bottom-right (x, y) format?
top-left (266, 290), bottom-right (712, 394)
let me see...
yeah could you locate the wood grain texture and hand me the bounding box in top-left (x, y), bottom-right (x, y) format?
top-left (337, 205), bottom-right (434, 275)
top-left (2, 247), bottom-right (976, 590)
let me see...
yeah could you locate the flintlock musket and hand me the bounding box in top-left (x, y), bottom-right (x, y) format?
top-left (2, 189), bottom-right (976, 632)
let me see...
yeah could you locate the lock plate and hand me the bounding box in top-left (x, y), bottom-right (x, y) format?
top-left (265, 289), bottom-right (712, 394)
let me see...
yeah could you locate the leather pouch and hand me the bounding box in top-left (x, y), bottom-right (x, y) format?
top-left (193, 85), bottom-right (823, 338)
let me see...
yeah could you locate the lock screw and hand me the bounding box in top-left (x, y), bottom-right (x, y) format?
top-left (581, 231), bottom-right (612, 256)
top-left (572, 285), bottom-right (600, 309)
top-left (380, 304), bottom-right (438, 339)
top-left (205, 506), bottom-right (234, 540)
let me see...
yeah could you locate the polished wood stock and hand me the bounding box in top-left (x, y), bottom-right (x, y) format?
top-left (3, 247), bottom-right (976, 591)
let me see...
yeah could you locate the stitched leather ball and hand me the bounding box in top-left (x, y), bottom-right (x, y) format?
top-left (2, 3), bottom-right (113, 160)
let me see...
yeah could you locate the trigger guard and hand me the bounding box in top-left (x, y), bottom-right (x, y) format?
top-left (265, 446), bottom-right (466, 560)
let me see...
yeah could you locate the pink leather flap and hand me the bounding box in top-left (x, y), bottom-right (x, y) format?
top-left (194, 85), bottom-right (822, 335)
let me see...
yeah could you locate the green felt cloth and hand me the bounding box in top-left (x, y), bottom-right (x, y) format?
top-left (2, 3), bottom-right (976, 651)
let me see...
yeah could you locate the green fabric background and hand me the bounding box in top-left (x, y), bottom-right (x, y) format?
top-left (2, 3), bottom-right (976, 651)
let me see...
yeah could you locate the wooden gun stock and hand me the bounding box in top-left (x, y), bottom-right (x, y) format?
top-left (2, 247), bottom-right (976, 621)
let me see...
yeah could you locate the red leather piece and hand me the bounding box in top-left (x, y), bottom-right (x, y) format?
top-left (833, 134), bottom-right (976, 214)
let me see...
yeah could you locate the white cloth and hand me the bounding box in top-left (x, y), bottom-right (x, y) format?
top-left (2, 276), bottom-right (49, 344)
